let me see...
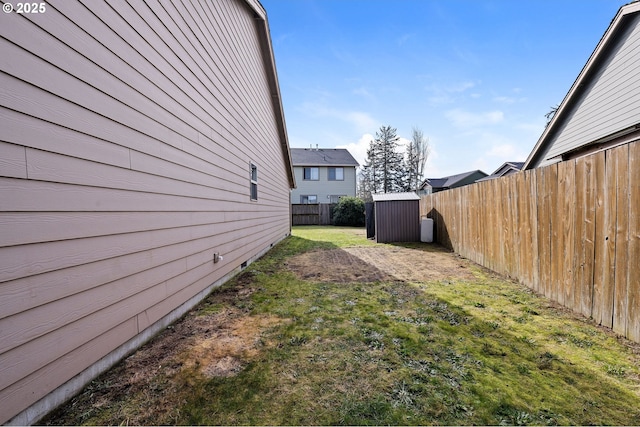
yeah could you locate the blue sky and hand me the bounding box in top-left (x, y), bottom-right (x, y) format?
top-left (261, 0), bottom-right (623, 178)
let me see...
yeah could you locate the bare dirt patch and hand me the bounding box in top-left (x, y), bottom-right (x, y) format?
top-left (183, 310), bottom-right (283, 378)
top-left (285, 248), bottom-right (394, 283)
top-left (44, 281), bottom-right (285, 425)
top-left (286, 245), bottom-right (475, 283)
top-left (125, 281), bottom-right (283, 380)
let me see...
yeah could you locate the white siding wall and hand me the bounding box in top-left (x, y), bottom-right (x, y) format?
top-left (290, 166), bottom-right (357, 203)
top-left (0, 0), bottom-right (292, 423)
top-left (544, 13), bottom-right (640, 162)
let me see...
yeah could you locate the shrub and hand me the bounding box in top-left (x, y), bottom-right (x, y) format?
top-left (332, 197), bottom-right (365, 226)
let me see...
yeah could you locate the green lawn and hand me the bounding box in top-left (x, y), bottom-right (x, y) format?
top-left (45, 226), bottom-right (640, 426)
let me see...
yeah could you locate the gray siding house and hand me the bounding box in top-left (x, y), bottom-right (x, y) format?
top-left (524, 1), bottom-right (640, 169)
top-left (0, 0), bottom-right (294, 424)
top-left (290, 148), bottom-right (359, 204)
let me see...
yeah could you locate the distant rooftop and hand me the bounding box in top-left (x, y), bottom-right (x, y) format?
top-left (290, 148), bottom-right (359, 167)
top-left (421, 170), bottom-right (488, 190)
top-left (476, 161), bottom-right (524, 182)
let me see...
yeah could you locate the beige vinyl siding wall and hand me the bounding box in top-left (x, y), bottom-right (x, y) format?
top-left (290, 166), bottom-right (357, 203)
top-left (0, 0), bottom-right (291, 424)
top-left (542, 13), bottom-right (640, 164)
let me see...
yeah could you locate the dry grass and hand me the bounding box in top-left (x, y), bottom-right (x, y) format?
top-left (43, 226), bottom-right (640, 426)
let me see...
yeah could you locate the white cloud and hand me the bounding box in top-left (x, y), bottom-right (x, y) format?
top-left (472, 157), bottom-right (490, 173)
top-left (299, 102), bottom-right (376, 134)
top-left (344, 111), bottom-right (377, 133)
top-left (336, 133), bottom-right (374, 168)
top-left (487, 143), bottom-right (517, 158)
top-left (352, 87), bottom-right (375, 102)
top-left (493, 95), bottom-right (528, 104)
top-left (444, 109), bottom-right (504, 128)
top-left (468, 134), bottom-right (529, 174)
top-left (425, 80), bottom-right (479, 105)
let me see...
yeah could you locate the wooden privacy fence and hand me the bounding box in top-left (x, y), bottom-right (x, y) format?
top-left (420, 140), bottom-right (640, 344)
top-left (292, 203), bottom-right (335, 225)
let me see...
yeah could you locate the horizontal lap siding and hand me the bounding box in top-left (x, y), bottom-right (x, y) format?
top-left (0, 0), bottom-right (291, 423)
top-left (545, 14), bottom-right (640, 161)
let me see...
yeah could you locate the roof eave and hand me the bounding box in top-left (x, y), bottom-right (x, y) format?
top-left (248, 1), bottom-right (296, 188)
top-left (523, 1), bottom-right (640, 170)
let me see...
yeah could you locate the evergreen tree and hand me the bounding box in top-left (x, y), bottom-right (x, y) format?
top-left (358, 125), bottom-right (406, 199)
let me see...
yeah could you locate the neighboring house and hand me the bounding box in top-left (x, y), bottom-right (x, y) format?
top-left (524, 1), bottom-right (640, 169)
top-left (0, 1), bottom-right (294, 424)
top-left (418, 170), bottom-right (488, 195)
top-left (476, 162), bottom-right (524, 182)
top-left (290, 148), bottom-right (359, 204)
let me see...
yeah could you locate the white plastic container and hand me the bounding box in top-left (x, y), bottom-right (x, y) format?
top-left (420, 217), bottom-right (434, 243)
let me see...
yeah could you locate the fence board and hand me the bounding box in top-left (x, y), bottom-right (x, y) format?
top-left (520, 171), bottom-right (540, 292)
top-left (602, 149), bottom-right (618, 328)
top-left (627, 141), bottom-right (640, 342)
top-left (613, 145), bottom-right (629, 335)
top-left (574, 154), bottom-right (597, 318)
top-left (560, 160), bottom-right (576, 308)
top-left (420, 140), bottom-right (639, 344)
top-left (291, 204), bottom-right (335, 226)
top-left (592, 150), bottom-right (608, 326)
top-left (540, 165), bottom-right (554, 300)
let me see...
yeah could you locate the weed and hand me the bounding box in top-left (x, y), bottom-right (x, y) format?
top-left (537, 351), bottom-right (557, 370)
top-left (605, 364), bottom-right (627, 376)
top-left (43, 227), bottom-right (640, 427)
top-left (390, 381), bottom-right (415, 408)
top-left (289, 336), bottom-right (308, 346)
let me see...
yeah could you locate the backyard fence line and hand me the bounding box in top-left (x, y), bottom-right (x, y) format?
top-left (420, 140), bottom-right (640, 344)
top-left (291, 203), bottom-right (335, 226)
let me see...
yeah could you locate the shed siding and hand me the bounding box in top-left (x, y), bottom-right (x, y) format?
top-left (544, 13), bottom-right (640, 162)
top-left (291, 166), bottom-right (357, 203)
top-left (375, 200), bottom-right (420, 243)
top-left (0, 0), bottom-right (291, 424)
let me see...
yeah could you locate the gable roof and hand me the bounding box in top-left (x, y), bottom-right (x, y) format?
top-left (290, 148), bottom-right (360, 167)
top-left (245, 0), bottom-right (296, 188)
top-left (420, 170), bottom-right (488, 190)
top-left (523, 1), bottom-right (640, 170)
top-left (476, 161), bottom-right (524, 182)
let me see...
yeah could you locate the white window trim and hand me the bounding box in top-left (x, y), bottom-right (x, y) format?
top-left (303, 167), bottom-right (319, 181)
top-left (250, 162), bottom-right (258, 201)
top-left (328, 167), bottom-right (344, 181)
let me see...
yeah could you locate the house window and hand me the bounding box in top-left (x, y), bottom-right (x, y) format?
top-left (328, 167), bottom-right (344, 181)
top-left (303, 167), bottom-right (319, 180)
top-left (300, 195), bottom-right (317, 204)
top-left (329, 195), bottom-right (345, 203)
top-left (250, 163), bottom-right (258, 201)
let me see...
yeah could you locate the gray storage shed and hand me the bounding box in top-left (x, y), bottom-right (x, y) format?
top-left (372, 192), bottom-right (421, 243)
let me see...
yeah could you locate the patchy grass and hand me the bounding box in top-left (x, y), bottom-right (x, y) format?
top-left (44, 227), bottom-right (640, 426)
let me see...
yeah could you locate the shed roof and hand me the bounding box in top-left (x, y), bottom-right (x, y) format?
top-left (372, 192), bottom-right (420, 202)
top-left (291, 148), bottom-right (359, 167)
